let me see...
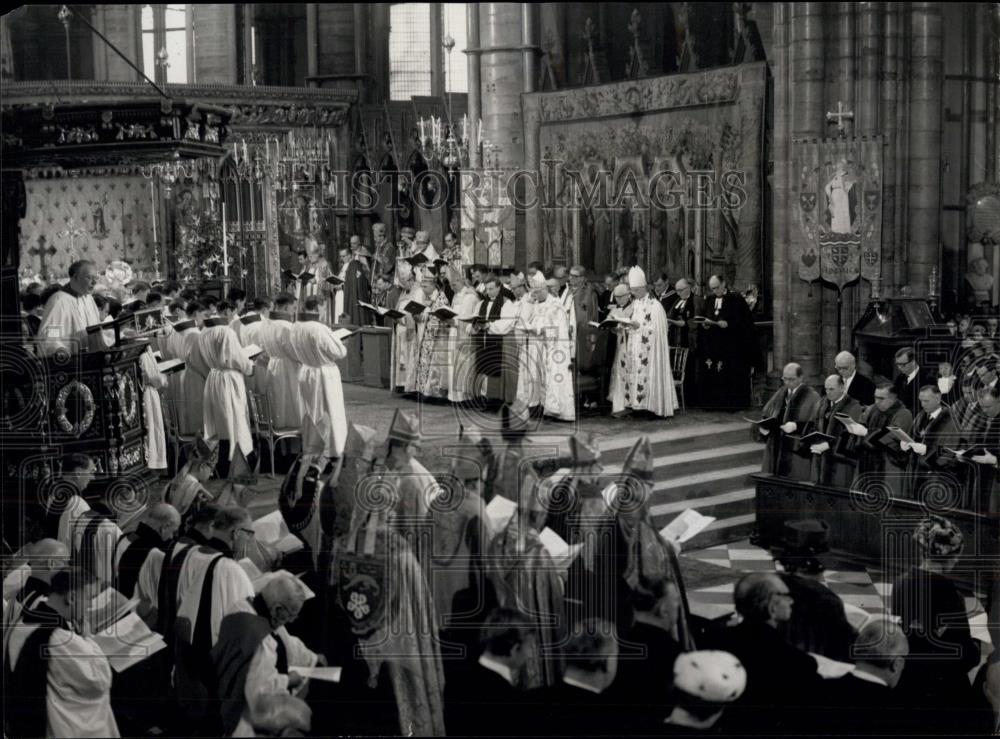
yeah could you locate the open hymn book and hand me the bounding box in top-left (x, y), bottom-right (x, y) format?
top-left (252, 510), bottom-right (305, 555)
top-left (659, 509), bottom-right (716, 544)
top-left (358, 301), bottom-right (406, 320)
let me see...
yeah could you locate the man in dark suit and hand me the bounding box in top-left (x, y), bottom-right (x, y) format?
top-left (710, 573), bottom-right (819, 735)
top-left (835, 350), bottom-right (875, 406)
top-left (893, 346), bottom-right (932, 415)
top-left (444, 607), bottom-right (537, 736)
top-left (818, 619), bottom-right (911, 734)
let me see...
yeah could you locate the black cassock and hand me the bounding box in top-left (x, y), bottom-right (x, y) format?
top-left (698, 291), bottom-right (758, 411)
top-left (474, 295), bottom-right (506, 401)
top-left (339, 258), bottom-right (372, 326)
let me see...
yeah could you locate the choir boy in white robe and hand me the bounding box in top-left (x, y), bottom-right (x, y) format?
top-left (489, 272), bottom-right (534, 406)
top-left (261, 294), bottom-right (303, 430)
top-left (522, 273), bottom-right (575, 421)
top-left (5, 569), bottom-right (119, 738)
top-left (610, 266), bottom-right (677, 418)
top-left (139, 345), bottom-right (168, 471)
top-left (36, 259), bottom-right (102, 357)
top-left (237, 298), bottom-right (271, 398)
top-left (210, 572), bottom-right (319, 737)
top-left (448, 267), bottom-right (483, 402)
top-left (200, 318), bottom-right (256, 481)
top-left (179, 301), bottom-right (211, 436)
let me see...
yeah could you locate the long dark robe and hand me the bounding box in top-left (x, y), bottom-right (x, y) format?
top-left (474, 295), bottom-right (506, 401)
top-left (810, 394), bottom-right (863, 488)
top-left (777, 574), bottom-right (855, 661)
top-left (960, 404), bottom-right (1000, 512)
top-left (758, 384), bottom-right (820, 481)
top-left (211, 597), bottom-right (288, 737)
top-left (852, 401), bottom-right (912, 498)
top-left (339, 258), bottom-right (372, 326)
top-left (115, 523), bottom-right (164, 598)
top-left (698, 291), bottom-right (757, 410)
top-left (904, 407), bottom-right (963, 505)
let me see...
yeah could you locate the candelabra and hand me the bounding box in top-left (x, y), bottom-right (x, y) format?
top-left (140, 156), bottom-right (198, 197)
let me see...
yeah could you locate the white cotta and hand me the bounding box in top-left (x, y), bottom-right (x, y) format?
top-left (611, 294), bottom-right (677, 417)
top-left (36, 290), bottom-right (101, 357)
top-left (179, 328), bottom-right (210, 435)
top-left (175, 547), bottom-right (255, 647)
top-left (45, 629), bottom-right (121, 737)
top-left (260, 319), bottom-right (303, 429)
top-left (289, 321), bottom-right (348, 457)
top-left (511, 296), bottom-right (540, 405)
top-left (239, 318), bottom-right (271, 397)
top-left (524, 295), bottom-right (576, 421)
top-left (200, 326), bottom-right (254, 460)
top-left (447, 286), bottom-right (481, 402)
top-left (139, 347), bottom-right (168, 470)
top-left (163, 326), bottom-right (190, 412)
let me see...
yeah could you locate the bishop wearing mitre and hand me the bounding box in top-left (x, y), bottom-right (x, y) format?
top-left (610, 266), bottom-right (677, 418)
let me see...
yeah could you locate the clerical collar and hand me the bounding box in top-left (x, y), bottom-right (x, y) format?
top-left (251, 593), bottom-right (271, 621)
top-left (241, 313), bottom-right (261, 325)
top-left (297, 312), bottom-right (320, 322)
top-left (206, 537), bottom-right (234, 558)
top-left (477, 654), bottom-right (516, 686)
top-left (62, 284), bottom-right (84, 299)
top-left (173, 319), bottom-right (197, 332)
top-left (907, 367), bottom-right (919, 382)
top-left (928, 406), bottom-right (942, 420)
top-left (203, 317), bottom-right (228, 328)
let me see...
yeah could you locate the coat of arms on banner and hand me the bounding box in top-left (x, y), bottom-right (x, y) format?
top-left (793, 137), bottom-right (883, 289)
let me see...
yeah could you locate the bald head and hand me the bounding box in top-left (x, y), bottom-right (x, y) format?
top-left (852, 619), bottom-right (909, 687)
top-left (27, 538), bottom-right (70, 581)
top-left (824, 374), bottom-right (846, 400)
top-left (834, 351), bottom-right (857, 381)
top-left (143, 502), bottom-right (182, 543)
top-left (781, 363), bottom-right (804, 389)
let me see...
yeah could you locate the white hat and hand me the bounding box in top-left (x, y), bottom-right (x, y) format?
top-left (627, 266), bottom-right (647, 288)
top-left (528, 272), bottom-right (547, 290)
top-left (673, 651), bottom-right (747, 703)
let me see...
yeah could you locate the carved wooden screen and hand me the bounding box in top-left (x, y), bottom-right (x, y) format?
top-left (523, 62), bottom-right (766, 293)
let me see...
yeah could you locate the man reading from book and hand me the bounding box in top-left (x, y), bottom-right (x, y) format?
top-left (755, 363), bottom-right (820, 482)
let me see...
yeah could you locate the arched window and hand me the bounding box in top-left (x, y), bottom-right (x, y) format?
top-left (141, 4), bottom-right (192, 84)
top-left (389, 3), bottom-right (467, 101)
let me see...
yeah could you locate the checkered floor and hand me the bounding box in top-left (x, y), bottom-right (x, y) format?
top-left (684, 539), bottom-right (993, 648)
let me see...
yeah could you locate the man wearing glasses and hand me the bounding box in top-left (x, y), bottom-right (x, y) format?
top-left (756, 363), bottom-right (820, 481)
top-left (848, 382), bottom-right (913, 499)
top-left (834, 350), bottom-right (875, 406)
top-left (892, 346), bottom-right (931, 415)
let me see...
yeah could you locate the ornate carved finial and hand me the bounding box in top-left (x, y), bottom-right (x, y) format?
top-left (625, 8), bottom-right (648, 79)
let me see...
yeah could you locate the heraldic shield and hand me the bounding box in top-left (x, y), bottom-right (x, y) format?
top-left (793, 136), bottom-right (883, 288)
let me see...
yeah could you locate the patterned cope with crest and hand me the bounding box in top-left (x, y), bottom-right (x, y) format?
top-left (793, 136), bottom-right (883, 289)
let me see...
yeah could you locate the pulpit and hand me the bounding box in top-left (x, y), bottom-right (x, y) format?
top-left (338, 325), bottom-right (364, 383)
top-left (361, 326), bottom-right (393, 389)
top-left (852, 298), bottom-right (937, 380)
top-left (1, 342), bottom-right (153, 547)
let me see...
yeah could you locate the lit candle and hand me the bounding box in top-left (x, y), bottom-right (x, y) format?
top-left (150, 181), bottom-right (157, 242)
top-left (222, 203), bottom-right (229, 277)
top-left (462, 114), bottom-right (468, 143)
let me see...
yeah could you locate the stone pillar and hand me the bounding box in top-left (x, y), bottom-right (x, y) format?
top-left (193, 4), bottom-right (238, 84)
top-left (94, 4), bottom-right (141, 82)
top-left (521, 3), bottom-right (536, 93)
top-left (787, 2), bottom-right (825, 381)
top-left (479, 3), bottom-right (526, 266)
top-left (466, 3), bottom-right (482, 169)
top-left (880, 2), bottom-right (901, 296)
top-left (306, 3), bottom-right (318, 80)
top-left (906, 2), bottom-right (944, 298)
top-left (771, 2), bottom-right (791, 373)
top-left (986, 3), bottom-right (999, 182)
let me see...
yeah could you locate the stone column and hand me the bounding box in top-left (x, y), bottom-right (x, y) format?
top-left (907, 2), bottom-right (944, 298)
top-left (193, 4), bottom-right (238, 84)
top-left (479, 3), bottom-right (526, 266)
top-left (95, 4), bottom-right (142, 82)
top-left (521, 3), bottom-right (536, 93)
top-left (787, 2), bottom-right (825, 381)
top-left (466, 3), bottom-right (482, 169)
top-left (880, 2), bottom-right (901, 296)
top-left (306, 3), bottom-right (318, 81)
top-left (771, 2), bottom-right (791, 372)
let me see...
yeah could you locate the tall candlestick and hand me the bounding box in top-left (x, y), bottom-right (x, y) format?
top-left (222, 202), bottom-right (229, 277)
top-left (150, 181), bottom-right (157, 242)
top-left (249, 183), bottom-right (256, 228)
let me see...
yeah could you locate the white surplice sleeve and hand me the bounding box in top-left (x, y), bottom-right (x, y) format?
top-left (210, 560), bottom-right (256, 646)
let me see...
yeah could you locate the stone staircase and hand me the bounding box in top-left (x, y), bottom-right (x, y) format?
top-left (598, 421), bottom-right (762, 548)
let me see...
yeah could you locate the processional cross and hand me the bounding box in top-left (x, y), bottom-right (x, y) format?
top-left (826, 101), bottom-right (855, 137)
top-left (29, 235), bottom-right (57, 281)
top-left (56, 218), bottom-right (88, 261)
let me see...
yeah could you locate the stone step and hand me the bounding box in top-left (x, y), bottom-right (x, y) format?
top-left (598, 422), bottom-right (751, 459)
top-left (604, 442), bottom-right (762, 481)
top-left (651, 486), bottom-right (756, 520)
